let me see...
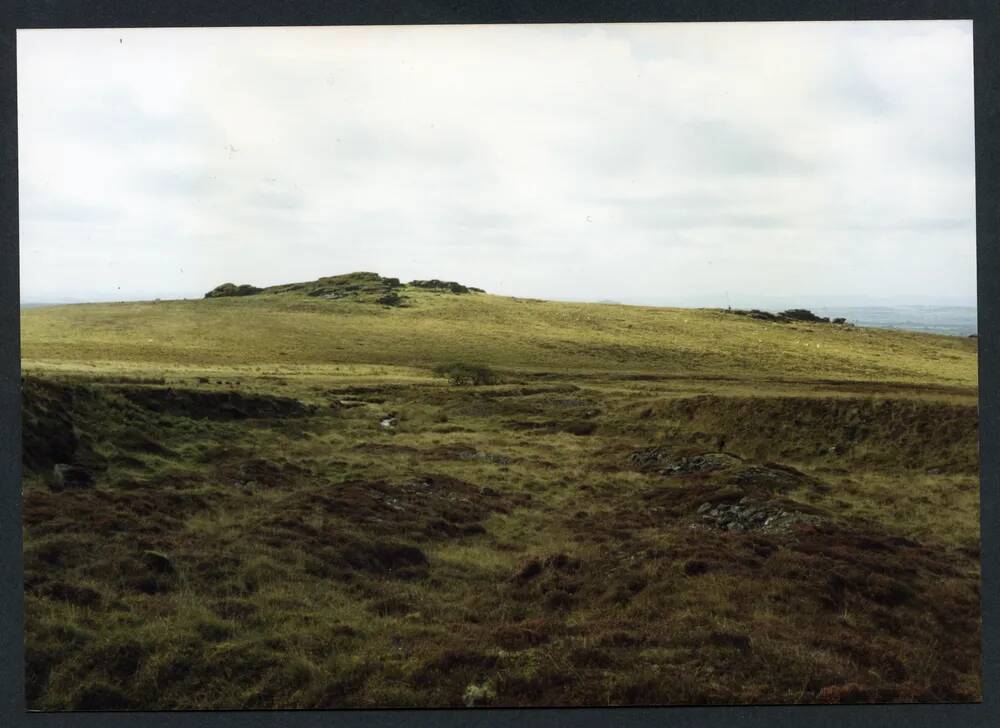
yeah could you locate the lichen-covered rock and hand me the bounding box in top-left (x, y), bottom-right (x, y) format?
top-left (779, 308), bottom-right (830, 323)
top-left (628, 448), bottom-right (742, 476)
top-left (409, 279), bottom-right (481, 294)
top-left (204, 283), bottom-right (263, 298)
top-left (696, 496), bottom-right (826, 533)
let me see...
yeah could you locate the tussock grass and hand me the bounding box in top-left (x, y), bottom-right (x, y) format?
top-left (19, 282), bottom-right (980, 708)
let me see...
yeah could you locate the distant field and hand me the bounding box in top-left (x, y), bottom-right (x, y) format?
top-left (19, 275), bottom-right (981, 708)
top-left (20, 286), bottom-right (977, 384)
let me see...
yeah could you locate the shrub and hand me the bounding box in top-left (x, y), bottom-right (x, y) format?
top-left (432, 363), bottom-right (499, 386)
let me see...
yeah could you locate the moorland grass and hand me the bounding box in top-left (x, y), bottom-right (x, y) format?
top-left (18, 280), bottom-right (980, 708)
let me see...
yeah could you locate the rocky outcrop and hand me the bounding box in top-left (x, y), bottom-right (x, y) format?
top-left (201, 273), bottom-right (484, 305)
top-left (726, 308), bottom-right (850, 325)
top-left (628, 448), bottom-right (742, 476)
top-left (695, 496), bottom-right (826, 533)
top-left (204, 283), bottom-right (263, 298)
top-left (409, 279), bottom-right (484, 294)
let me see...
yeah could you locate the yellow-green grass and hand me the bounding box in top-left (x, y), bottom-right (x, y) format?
top-left (21, 289), bottom-right (977, 385)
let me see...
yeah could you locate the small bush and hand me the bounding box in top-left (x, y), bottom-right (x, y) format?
top-left (432, 363), bottom-right (499, 386)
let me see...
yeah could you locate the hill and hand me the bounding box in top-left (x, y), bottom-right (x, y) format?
top-left (18, 273), bottom-right (981, 709)
top-left (20, 273), bottom-right (977, 387)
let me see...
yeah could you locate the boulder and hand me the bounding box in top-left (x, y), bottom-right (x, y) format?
top-left (697, 497), bottom-right (826, 534)
top-left (408, 279), bottom-right (478, 294)
top-left (628, 448), bottom-right (741, 476)
top-left (204, 283), bottom-right (263, 298)
top-left (779, 308), bottom-right (828, 323)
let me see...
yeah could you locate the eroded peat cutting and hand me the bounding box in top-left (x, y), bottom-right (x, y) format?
top-left (19, 365), bottom-right (980, 709)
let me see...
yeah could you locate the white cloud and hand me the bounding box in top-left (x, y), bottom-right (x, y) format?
top-left (17, 21), bottom-right (976, 306)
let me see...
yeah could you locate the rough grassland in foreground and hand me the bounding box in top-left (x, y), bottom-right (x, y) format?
top-left (19, 283), bottom-right (980, 708)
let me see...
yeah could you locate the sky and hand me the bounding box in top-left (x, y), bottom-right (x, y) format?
top-left (17, 21), bottom-right (977, 307)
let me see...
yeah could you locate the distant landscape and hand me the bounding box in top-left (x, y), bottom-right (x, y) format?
top-left (815, 307), bottom-right (978, 337)
top-left (19, 301), bottom-right (979, 337)
top-left (19, 273), bottom-right (981, 708)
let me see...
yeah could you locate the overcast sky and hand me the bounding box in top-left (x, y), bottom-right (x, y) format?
top-left (17, 21), bottom-right (976, 307)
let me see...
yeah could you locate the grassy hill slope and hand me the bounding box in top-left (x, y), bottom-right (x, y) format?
top-left (20, 284), bottom-right (978, 387)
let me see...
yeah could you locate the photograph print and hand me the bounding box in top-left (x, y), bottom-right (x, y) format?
top-left (17, 20), bottom-right (980, 709)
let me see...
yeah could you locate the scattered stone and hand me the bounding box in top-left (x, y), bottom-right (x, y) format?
top-left (698, 498), bottom-right (825, 534)
top-left (629, 448), bottom-right (741, 476)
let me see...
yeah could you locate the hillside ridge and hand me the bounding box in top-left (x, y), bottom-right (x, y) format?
top-left (21, 276), bottom-right (978, 388)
